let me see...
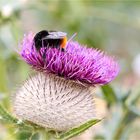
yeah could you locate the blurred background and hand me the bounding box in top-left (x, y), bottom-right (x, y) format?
top-left (0, 0), bottom-right (140, 140)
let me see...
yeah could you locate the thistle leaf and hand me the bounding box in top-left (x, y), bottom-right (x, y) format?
top-left (58, 119), bottom-right (101, 140)
top-left (101, 84), bottom-right (117, 106)
top-left (0, 104), bottom-right (33, 130)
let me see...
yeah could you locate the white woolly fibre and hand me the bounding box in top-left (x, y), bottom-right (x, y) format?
top-left (13, 72), bottom-right (95, 131)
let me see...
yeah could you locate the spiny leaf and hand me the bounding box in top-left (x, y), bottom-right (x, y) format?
top-left (58, 119), bottom-right (101, 140)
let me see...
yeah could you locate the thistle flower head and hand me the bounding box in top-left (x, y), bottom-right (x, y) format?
top-left (13, 72), bottom-right (95, 131)
top-left (20, 33), bottom-right (119, 85)
top-left (13, 32), bottom-right (120, 132)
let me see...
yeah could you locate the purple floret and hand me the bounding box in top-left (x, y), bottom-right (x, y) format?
top-left (20, 32), bottom-right (119, 85)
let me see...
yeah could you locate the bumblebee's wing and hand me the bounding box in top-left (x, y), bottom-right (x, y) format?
top-left (42, 31), bottom-right (67, 39)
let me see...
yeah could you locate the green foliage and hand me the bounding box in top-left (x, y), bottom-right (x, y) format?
top-left (0, 103), bottom-right (101, 140)
top-left (0, 104), bottom-right (33, 131)
top-left (0, 0), bottom-right (140, 139)
top-left (58, 119), bottom-right (101, 140)
top-left (97, 88), bottom-right (140, 140)
top-left (101, 84), bottom-right (117, 106)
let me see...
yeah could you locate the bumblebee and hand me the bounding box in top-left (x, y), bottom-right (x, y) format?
top-left (33, 30), bottom-right (67, 52)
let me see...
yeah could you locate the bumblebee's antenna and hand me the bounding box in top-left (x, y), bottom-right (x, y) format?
top-left (67, 33), bottom-right (77, 43)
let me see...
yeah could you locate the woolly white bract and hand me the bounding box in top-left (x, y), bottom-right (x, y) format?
top-left (13, 72), bottom-right (95, 131)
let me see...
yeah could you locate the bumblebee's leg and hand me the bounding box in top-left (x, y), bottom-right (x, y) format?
top-left (43, 48), bottom-right (47, 60)
top-left (42, 43), bottom-right (49, 60)
top-left (43, 44), bottom-right (49, 67)
top-left (61, 48), bottom-right (65, 52)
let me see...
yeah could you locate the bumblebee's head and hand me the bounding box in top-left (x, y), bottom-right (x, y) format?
top-left (34, 30), bottom-right (49, 50)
